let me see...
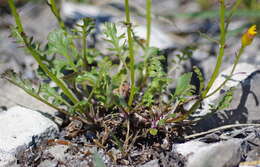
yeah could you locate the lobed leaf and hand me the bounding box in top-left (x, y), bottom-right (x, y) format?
top-left (174, 72), bottom-right (193, 97)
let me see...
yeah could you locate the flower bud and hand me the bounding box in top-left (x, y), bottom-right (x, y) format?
top-left (241, 25), bottom-right (257, 47)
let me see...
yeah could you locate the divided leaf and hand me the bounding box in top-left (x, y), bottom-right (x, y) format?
top-left (214, 87), bottom-right (236, 111)
top-left (193, 66), bottom-right (205, 92)
top-left (47, 29), bottom-right (70, 56)
top-left (104, 22), bottom-right (126, 55)
top-left (174, 72), bottom-right (193, 97)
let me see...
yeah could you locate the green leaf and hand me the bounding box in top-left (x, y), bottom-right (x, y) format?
top-left (158, 119), bottom-right (166, 126)
top-left (76, 72), bottom-right (99, 86)
top-left (215, 87), bottom-right (235, 110)
top-left (104, 22), bottom-right (126, 55)
top-left (193, 66), bottom-right (205, 92)
top-left (174, 72), bottom-right (193, 97)
top-left (149, 128), bottom-right (158, 136)
top-left (47, 29), bottom-right (78, 71)
top-left (168, 113), bottom-right (177, 118)
top-left (142, 55), bottom-right (170, 106)
top-left (143, 47), bottom-right (159, 60)
top-left (10, 26), bottom-right (24, 44)
top-left (47, 29), bottom-right (70, 56)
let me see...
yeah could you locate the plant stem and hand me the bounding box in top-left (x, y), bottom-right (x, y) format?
top-left (225, 0), bottom-right (243, 32)
top-left (8, 0), bottom-right (79, 105)
top-left (81, 26), bottom-right (90, 96)
top-left (185, 123), bottom-right (260, 139)
top-left (202, 0), bottom-right (226, 98)
top-left (49, 0), bottom-right (66, 30)
top-left (146, 0), bottom-right (151, 47)
top-left (124, 0), bottom-right (135, 107)
top-left (205, 46), bottom-right (245, 98)
top-left (5, 77), bottom-right (62, 112)
top-left (167, 0), bottom-right (228, 123)
top-left (82, 25), bottom-right (88, 69)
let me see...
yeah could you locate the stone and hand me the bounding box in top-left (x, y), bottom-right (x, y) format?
top-left (239, 140), bottom-right (260, 167)
top-left (0, 2), bottom-right (58, 76)
top-left (175, 139), bottom-right (243, 167)
top-left (114, 21), bottom-right (174, 49)
top-left (61, 2), bottom-right (174, 50)
top-left (0, 106), bottom-right (59, 165)
top-left (38, 160), bottom-right (59, 167)
top-left (192, 63), bottom-right (260, 132)
top-left (140, 159), bottom-right (160, 167)
top-left (0, 151), bottom-right (17, 167)
top-left (0, 80), bottom-right (56, 115)
top-left (45, 145), bottom-right (69, 162)
top-left (61, 1), bottom-right (116, 26)
top-left (246, 148), bottom-right (260, 161)
top-left (206, 63), bottom-right (257, 102)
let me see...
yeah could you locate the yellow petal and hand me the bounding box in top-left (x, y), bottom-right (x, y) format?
top-left (248, 25), bottom-right (257, 36)
top-left (241, 25), bottom-right (257, 47)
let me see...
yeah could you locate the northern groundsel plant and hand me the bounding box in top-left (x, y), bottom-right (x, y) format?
top-left (2, 0), bottom-right (257, 153)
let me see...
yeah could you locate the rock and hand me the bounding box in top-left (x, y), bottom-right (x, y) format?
top-left (0, 151), bottom-right (17, 167)
top-left (45, 145), bottom-right (69, 162)
top-left (206, 63), bottom-right (257, 102)
top-left (38, 159), bottom-right (59, 167)
top-left (0, 106), bottom-right (59, 165)
top-left (19, 3), bottom-right (58, 41)
top-left (140, 159), bottom-right (160, 167)
top-left (0, 80), bottom-right (60, 122)
top-left (175, 139), bottom-right (243, 167)
top-left (0, 2), bottom-right (58, 82)
top-left (245, 148), bottom-right (260, 161)
top-left (114, 20), bottom-right (174, 49)
top-left (239, 131), bottom-right (260, 167)
top-left (61, 1), bottom-right (117, 27)
top-left (192, 63), bottom-right (260, 132)
top-left (61, 2), bottom-right (175, 50)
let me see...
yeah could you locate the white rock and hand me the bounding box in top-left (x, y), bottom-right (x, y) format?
top-left (0, 106), bottom-right (58, 165)
top-left (46, 145), bottom-right (69, 162)
top-left (61, 2), bottom-right (102, 18)
top-left (175, 139), bottom-right (243, 167)
top-left (207, 63), bottom-right (257, 101)
top-left (61, 2), bottom-right (174, 50)
top-left (140, 159), bottom-right (159, 167)
top-left (114, 22), bottom-right (174, 49)
top-left (199, 63), bottom-right (258, 116)
top-left (0, 151), bottom-right (17, 167)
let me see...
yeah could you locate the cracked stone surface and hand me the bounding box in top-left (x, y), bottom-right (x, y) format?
top-left (0, 106), bottom-right (58, 166)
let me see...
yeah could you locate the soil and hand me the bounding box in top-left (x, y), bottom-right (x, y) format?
top-left (18, 123), bottom-right (187, 167)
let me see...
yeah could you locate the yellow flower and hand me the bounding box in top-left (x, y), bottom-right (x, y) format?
top-left (241, 25), bottom-right (257, 47)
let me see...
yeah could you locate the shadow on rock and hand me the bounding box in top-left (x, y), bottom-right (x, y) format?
top-left (188, 70), bottom-right (260, 133)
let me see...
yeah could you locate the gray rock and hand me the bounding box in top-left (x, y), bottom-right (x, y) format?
top-left (206, 63), bottom-right (257, 103)
top-left (0, 151), bottom-right (17, 167)
top-left (175, 139), bottom-right (243, 167)
top-left (61, 2), bottom-right (117, 19)
top-left (0, 106), bottom-right (58, 165)
top-left (114, 19), bottom-right (174, 49)
top-left (192, 63), bottom-right (260, 131)
top-left (0, 2), bottom-right (58, 77)
top-left (139, 159), bottom-right (160, 167)
top-left (38, 159), bottom-right (59, 167)
top-left (45, 145), bottom-right (69, 162)
top-left (61, 2), bottom-right (175, 50)
top-left (246, 147), bottom-right (260, 161)
top-left (0, 80), bottom-right (57, 116)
